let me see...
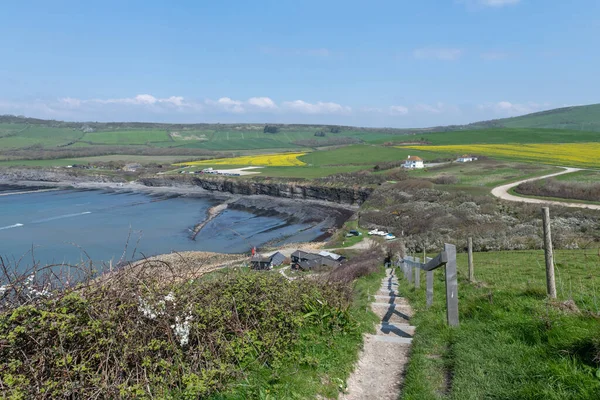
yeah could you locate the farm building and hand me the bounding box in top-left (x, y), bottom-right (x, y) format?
top-left (456, 154), bottom-right (477, 163)
top-left (291, 250), bottom-right (342, 270)
top-left (250, 252), bottom-right (286, 270)
top-left (404, 155), bottom-right (424, 169)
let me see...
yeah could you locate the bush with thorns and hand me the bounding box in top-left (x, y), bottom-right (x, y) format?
top-left (0, 253), bottom-right (367, 398)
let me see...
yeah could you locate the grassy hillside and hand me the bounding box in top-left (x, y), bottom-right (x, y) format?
top-left (417, 127), bottom-right (600, 145)
top-left (0, 117), bottom-right (412, 154)
top-left (470, 103), bottom-right (600, 131)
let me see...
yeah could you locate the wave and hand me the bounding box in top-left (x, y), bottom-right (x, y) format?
top-left (0, 223), bottom-right (24, 231)
top-left (0, 188), bottom-right (59, 197)
top-left (32, 211), bottom-right (92, 223)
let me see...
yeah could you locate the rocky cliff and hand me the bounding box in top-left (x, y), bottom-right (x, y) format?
top-left (139, 176), bottom-right (373, 205)
top-left (0, 168), bottom-right (373, 206)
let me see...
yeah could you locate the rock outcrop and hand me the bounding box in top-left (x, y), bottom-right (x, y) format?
top-left (139, 176), bottom-right (373, 205)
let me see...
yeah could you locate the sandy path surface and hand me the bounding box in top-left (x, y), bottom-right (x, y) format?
top-left (342, 269), bottom-right (414, 400)
top-left (491, 167), bottom-right (600, 210)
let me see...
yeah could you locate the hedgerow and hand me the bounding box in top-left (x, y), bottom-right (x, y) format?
top-left (0, 265), bottom-right (355, 398)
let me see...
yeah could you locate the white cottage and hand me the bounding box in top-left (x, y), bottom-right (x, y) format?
top-left (404, 155), bottom-right (424, 169)
top-left (456, 154), bottom-right (477, 163)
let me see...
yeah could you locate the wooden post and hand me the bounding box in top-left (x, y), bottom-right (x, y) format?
top-left (426, 270), bottom-right (434, 308)
top-left (415, 257), bottom-right (421, 289)
top-left (407, 261), bottom-right (413, 285)
top-left (468, 237), bottom-right (474, 282)
top-left (444, 243), bottom-right (459, 326)
top-left (542, 207), bottom-right (557, 298)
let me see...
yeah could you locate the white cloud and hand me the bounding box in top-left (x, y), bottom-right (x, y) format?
top-left (389, 105), bottom-right (409, 115)
top-left (210, 97), bottom-right (245, 113)
top-left (247, 97), bottom-right (277, 109)
top-left (282, 100), bottom-right (351, 114)
top-left (413, 48), bottom-right (463, 61)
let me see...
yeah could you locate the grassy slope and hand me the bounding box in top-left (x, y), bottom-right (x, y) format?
top-left (500, 104), bottom-right (600, 131)
top-left (400, 249), bottom-right (600, 400)
top-left (419, 127), bottom-right (600, 146)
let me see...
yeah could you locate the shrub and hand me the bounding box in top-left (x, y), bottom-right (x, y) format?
top-left (515, 178), bottom-right (600, 203)
top-left (0, 264), bottom-right (353, 398)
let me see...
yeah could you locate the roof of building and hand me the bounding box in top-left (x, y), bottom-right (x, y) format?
top-left (250, 254), bottom-right (271, 263)
top-left (459, 154), bottom-right (472, 158)
top-left (291, 250), bottom-right (322, 260)
top-left (318, 251), bottom-right (343, 261)
top-left (406, 156), bottom-right (423, 161)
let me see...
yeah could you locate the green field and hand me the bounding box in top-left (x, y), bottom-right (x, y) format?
top-left (416, 127), bottom-right (600, 146)
top-left (173, 145), bottom-right (451, 179)
top-left (409, 160), bottom-right (563, 187)
top-left (400, 249), bottom-right (600, 399)
top-left (555, 170), bottom-right (600, 183)
top-left (0, 155), bottom-right (194, 167)
top-left (299, 144), bottom-right (448, 166)
top-left (82, 129), bottom-right (171, 145)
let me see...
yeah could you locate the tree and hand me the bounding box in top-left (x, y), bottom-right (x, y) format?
top-left (263, 125), bottom-right (279, 134)
top-left (329, 126), bottom-right (341, 133)
top-left (314, 131), bottom-right (326, 137)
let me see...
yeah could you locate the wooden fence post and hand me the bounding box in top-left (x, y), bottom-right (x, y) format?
top-left (542, 207), bottom-right (557, 298)
top-left (468, 237), bottom-right (474, 282)
top-left (444, 243), bottom-right (459, 326)
top-left (415, 257), bottom-right (420, 289)
top-left (426, 270), bottom-right (434, 308)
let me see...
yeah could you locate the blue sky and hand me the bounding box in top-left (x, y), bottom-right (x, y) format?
top-left (1, 0), bottom-right (599, 127)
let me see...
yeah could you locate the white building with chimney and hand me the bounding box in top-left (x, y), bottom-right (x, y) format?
top-left (404, 155), bottom-right (424, 169)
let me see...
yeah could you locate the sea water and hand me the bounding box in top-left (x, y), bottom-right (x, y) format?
top-left (0, 186), bottom-right (322, 270)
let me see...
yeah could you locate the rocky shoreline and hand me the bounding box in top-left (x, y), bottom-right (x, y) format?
top-left (0, 168), bottom-right (372, 206)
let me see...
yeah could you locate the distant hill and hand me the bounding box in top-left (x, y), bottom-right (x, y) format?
top-left (469, 103), bottom-right (600, 132)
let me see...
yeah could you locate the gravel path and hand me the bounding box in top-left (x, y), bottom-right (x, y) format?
top-left (342, 269), bottom-right (414, 400)
top-left (491, 167), bottom-right (600, 210)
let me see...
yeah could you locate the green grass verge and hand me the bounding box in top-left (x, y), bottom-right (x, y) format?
top-left (211, 267), bottom-right (385, 399)
top-left (399, 249), bottom-right (600, 400)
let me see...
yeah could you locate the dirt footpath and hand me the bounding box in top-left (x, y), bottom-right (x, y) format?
top-left (491, 167), bottom-right (600, 210)
top-left (342, 269), bottom-right (414, 400)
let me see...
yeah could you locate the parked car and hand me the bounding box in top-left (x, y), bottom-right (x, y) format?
top-left (385, 234), bottom-right (396, 240)
top-left (348, 230), bottom-right (361, 236)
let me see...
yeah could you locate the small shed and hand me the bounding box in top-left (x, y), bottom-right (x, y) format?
top-left (250, 255), bottom-right (271, 270)
top-left (456, 154), bottom-right (477, 163)
top-left (291, 250), bottom-right (341, 270)
top-left (269, 252), bottom-right (286, 267)
top-left (250, 251), bottom-right (286, 270)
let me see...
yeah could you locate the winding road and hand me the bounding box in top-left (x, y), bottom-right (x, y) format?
top-left (491, 167), bottom-right (600, 210)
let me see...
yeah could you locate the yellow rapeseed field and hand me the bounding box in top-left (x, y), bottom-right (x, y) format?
top-left (404, 143), bottom-right (600, 168)
top-left (177, 152), bottom-right (307, 167)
